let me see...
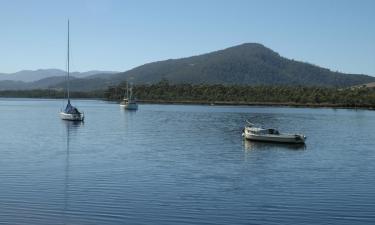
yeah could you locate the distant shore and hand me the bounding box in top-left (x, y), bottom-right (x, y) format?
top-left (0, 95), bottom-right (374, 110)
top-left (107, 82), bottom-right (375, 111)
top-left (136, 99), bottom-right (375, 110)
top-left (1, 87), bottom-right (375, 110)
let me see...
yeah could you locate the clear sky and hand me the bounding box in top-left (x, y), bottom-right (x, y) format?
top-left (0, 0), bottom-right (374, 75)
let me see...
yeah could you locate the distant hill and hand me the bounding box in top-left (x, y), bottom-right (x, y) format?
top-left (0, 76), bottom-right (75, 91)
top-left (0, 69), bottom-right (117, 82)
top-left (0, 69), bottom-right (65, 82)
top-left (0, 70), bottom-right (117, 90)
top-left (50, 77), bottom-right (115, 92)
top-left (1, 43), bottom-right (374, 91)
top-left (109, 43), bottom-right (375, 87)
top-left (0, 75), bottom-right (117, 91)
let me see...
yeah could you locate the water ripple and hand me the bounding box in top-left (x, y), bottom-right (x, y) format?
top-left (0, 100), bottom-right (375, 224)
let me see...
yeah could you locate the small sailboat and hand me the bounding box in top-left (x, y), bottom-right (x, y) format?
top-left (60, 20), bottom-right (84, 121)
top-left (242, 121), bottom-right (306, 144)
top-left (120, 82), bottom-right (138, 110)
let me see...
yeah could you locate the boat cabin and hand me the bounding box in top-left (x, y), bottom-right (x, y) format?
top-left (247, 127), bottom-right (280, 135)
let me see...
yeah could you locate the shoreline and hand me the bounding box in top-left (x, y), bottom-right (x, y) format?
top-left (1, 96), bottom-right (374, 110)
top-left (137, 99), bottom-right (375, 110)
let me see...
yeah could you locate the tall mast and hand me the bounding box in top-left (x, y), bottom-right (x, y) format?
top-left (126, 81), bottom-right (129, 99)
top-left (67, 20), bottom-right (70, 102)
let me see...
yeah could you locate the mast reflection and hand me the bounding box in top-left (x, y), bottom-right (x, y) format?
top-left (63, 120), bottom-right (83, 224)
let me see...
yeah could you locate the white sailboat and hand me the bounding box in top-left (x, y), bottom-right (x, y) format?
top-left (60, 20), bottom-right (84, 121)
top-left (120, 82), bottom-right (138, 110)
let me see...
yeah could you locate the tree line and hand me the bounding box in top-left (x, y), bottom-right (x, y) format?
top-left (1, 80), bottom-right (374, 108)
top-left (105, 80), bottom-right (375, 108)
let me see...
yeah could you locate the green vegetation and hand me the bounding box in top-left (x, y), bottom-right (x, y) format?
top-left (111, 43), bottom-right (375, 87)
top-left (105, 80), bottom-right (375, 108)
top-left (0, 89), bottom-right (104, 99)
top-left (2, 80), bottom-right (375, 109)
top-left (1, 44), bottom-right (374, 92)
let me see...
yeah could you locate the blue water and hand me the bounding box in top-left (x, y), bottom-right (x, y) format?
top-left (0, 98), bottom-right (374, 225)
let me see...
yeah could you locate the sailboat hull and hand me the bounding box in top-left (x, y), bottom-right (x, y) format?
top-left (60, 112), bottom-right (84, 121)
top-left (120, 103), bottom-right (138, 110)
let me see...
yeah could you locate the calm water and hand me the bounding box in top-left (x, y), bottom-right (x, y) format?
top-left (0, 98), bottom-right (374, 225)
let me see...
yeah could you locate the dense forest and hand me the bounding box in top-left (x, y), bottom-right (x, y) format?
top-left (110, 43), bottom-right (375, 87)
top-left (2, 80), bottom-right (375, 109)
top-left (105, 80), bottom-right (375, 108)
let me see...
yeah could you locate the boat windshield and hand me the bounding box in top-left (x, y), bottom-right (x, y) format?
top-left (267, 129), bottom-right (280, 135)
top-left (249, 128), bottom-right (280, 135)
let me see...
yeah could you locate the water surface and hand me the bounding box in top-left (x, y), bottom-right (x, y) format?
top-left (0, 98), bottom-right (374, 224)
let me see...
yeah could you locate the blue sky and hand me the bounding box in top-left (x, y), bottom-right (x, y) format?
top-left (0, 0), bottom-right (374, 75)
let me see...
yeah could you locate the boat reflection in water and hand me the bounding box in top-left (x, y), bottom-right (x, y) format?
top-left (243, 139), bottom-right (306, 152)
top-left (63, 120), bottom-right (83, 223)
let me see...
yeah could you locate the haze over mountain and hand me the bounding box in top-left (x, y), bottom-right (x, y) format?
top-left (0, 69), bottom-right (117, 82)
top-left (1, 43), bottom-right (374, 91)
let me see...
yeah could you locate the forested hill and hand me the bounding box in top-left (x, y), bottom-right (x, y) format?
top-left (110, 43), bottom-right (375, 87)
top-left (1, 44), bottom-right (373, 91)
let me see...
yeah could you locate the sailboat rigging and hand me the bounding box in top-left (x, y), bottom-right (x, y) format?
top-left (120, 81), bottom-right (138, 110)
top-left (60, 20), bottom-right (84, 121)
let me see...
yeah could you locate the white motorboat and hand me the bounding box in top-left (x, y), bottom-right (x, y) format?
top-left (242, 121), bottom-right (306, 144)
top-left (120, 82), bottom-right (138, 110)
top-left (59, 20), bottom-right (84, 122)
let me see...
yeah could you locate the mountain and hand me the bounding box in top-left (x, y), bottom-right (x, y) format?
top-left (0, 69), bottom-right (117, 82)
top-left (1, 43), bottom-right (374, 91)
top-left (0, 76), bottom-right (74, 91)
top-left (0, 76), bottom-right (116, 92)
top-left (0, 69), bottom-right (118, 90)
top-left (0, 80), bottom-right (28, 90)
top-left (0, 69), bottom-right (66, 82)
top-left (109, 43), bottom-right (375, 87)
top-left (49, 77), bottom-right (115, 92)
